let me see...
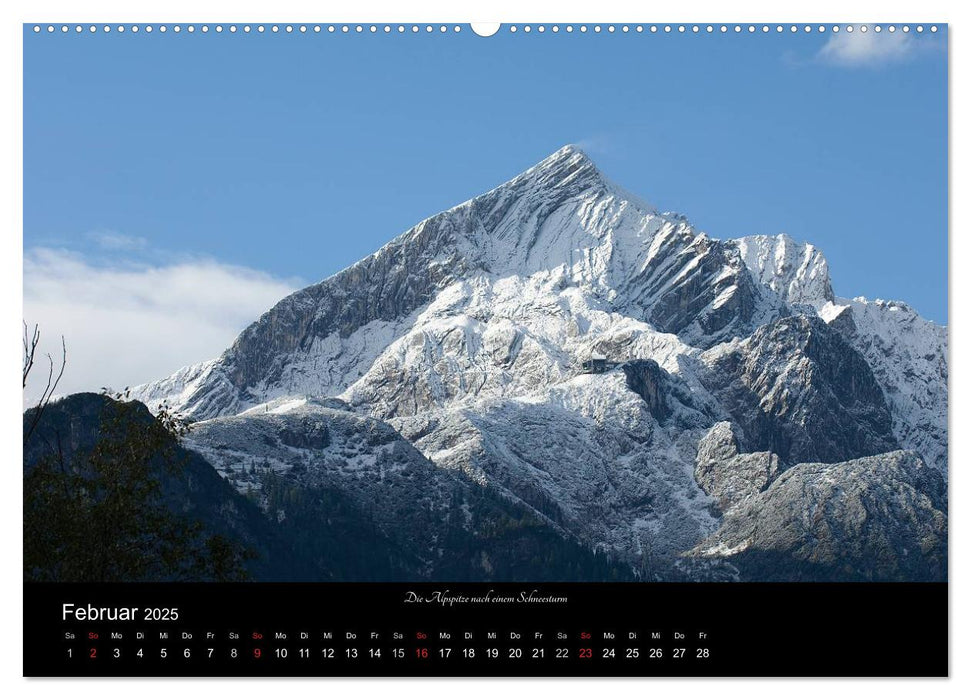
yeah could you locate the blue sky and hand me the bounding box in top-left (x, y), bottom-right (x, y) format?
top-left (23, 24), bottom-right (948, 394)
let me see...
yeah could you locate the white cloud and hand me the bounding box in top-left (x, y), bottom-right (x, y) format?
top-left (817, 29), bottom-right (917, 67)
top-left (23, 248), bottom-right (300, 405)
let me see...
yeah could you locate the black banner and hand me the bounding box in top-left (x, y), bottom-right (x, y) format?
top-left (24, 582), bottom-right (948, 677)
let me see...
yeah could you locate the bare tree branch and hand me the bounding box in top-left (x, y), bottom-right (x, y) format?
top-left (22, 322), bottom-right (40, 389)
top-left (23, 324), bottom-right (66, 447)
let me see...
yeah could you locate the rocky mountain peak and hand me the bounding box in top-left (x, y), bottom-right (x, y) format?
top-left (527, 143), bottom-right (598, 177)
top-left (735, 233), bottom-right (834, 308)
top-left (463, 144), bottom-right (609, 211)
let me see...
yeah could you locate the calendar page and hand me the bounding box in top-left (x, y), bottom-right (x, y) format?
top-left (22, 20), bottom-right (948, 677)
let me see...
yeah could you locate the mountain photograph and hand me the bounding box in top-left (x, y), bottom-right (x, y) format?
top-left (23, 25), bottom-right (947, 586)
top-left (24, 146), bottom-right (947, 583)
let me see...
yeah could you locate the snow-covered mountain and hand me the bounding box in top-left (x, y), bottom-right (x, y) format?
top-left (131, 145), bottom-right (947, 581)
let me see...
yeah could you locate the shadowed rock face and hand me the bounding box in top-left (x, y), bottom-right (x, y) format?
top-left (823, 299), bottom-right (948, 478)
top-left (689, 450), bottom-right (947, 582)
top-left (699, 315), bottom-right (898, 465)
top-left (694, 422), bottom-right (779, 513)
top-left (638, 234), bottom-right (766, 346)
top-left (621, 360), bottom-right (672, 423)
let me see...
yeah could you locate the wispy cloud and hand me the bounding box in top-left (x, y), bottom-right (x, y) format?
top-left (573, 135), bottom-right (616, 158)
top-left (86, 230), bottom-right (149, 252)
top-left (23, 247), bottom-right (301, 404)
top-left (816, 29), bottom-right (919, 68)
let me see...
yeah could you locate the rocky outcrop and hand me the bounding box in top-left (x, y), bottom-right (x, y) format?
top-left (621, 359), bottom-right (672, 423)
top-left (734, 233), bottom-right (834, 309)
top-left (699, 315), bottom-right (898, 465)
top-left (688, 450), bottom-right (947, 581)
top-left (628, 227), bottom-right (775, 347)
top-left (694, 422), bottom-right (779, 512)
top-left (821, 298), bottom-right (948, 478)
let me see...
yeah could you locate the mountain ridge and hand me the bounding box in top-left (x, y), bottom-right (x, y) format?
top-left (124, 146), bottom-right (946, 581)
top-left (132, 146), bottom-right (783, 417)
